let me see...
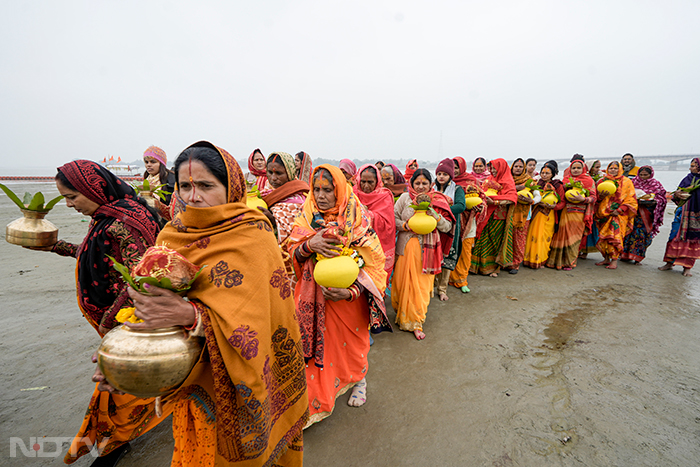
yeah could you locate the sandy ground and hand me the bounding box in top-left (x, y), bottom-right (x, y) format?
top-left (1, 182), bottom-right (699, 467)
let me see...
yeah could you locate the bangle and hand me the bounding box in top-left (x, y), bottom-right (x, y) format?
top-left (184, 302), bottom-right (199, 331)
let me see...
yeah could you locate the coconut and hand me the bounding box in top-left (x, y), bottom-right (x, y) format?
top-left (313, 255), bottom-right (359, 289)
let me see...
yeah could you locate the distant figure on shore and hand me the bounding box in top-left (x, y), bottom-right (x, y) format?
top-left (339, 158), bottom-right (357, 183)
top-left (245, 148), bottom-right (270, 191)
top-left (295, 151), bottom-right (313, 184)
top-left (375, 160), bottom-right (385, 171)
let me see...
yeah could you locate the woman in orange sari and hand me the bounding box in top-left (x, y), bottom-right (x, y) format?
top-left (288, 165), bottom-right (391, 425)
top-left (594, 161), bottom-right (638, 269)
top-left (393, 169), bottom-right (455, 339)
top-left (523, 161), bottom-right (566, 269)
top-left (354, 164), bottom-right (397, 284)
top-left (508, 158), bottom-right (540, 274)
top-left (93, 141), bottom-right (309, 466)
top-left (546, 160), bottom-right (597, 270)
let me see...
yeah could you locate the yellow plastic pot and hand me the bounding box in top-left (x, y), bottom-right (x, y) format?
top-left (408, 210), bottom-right (437, 234)
top-left (484, 188), bottom-right (499, 197)
top-left (464, 195), bottom-right (482, 209)
top-left (597, 180), bottom-right (617, 196)
top-left (565, 188), bottom-right (584, 203)
top-left (517, 189), bottom-right (533, 204)
top-left (246, 194), bottom-right (267, 210)
top-left (541, 192), bottom-right (559, 205)
top-left (314, 255), bottom-right (359, 289)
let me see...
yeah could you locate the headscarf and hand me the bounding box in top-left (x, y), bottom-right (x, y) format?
top-left (676, 157), bottom-right (700, 241)
top-left (408, 168), bottom-right (456, 274)
top-left (633, 166), bottom-right (667, 238)
top-left (475, 158), bottom-right (517, 237)
top-left (262, 152), bottom-right (310, 208)
top-left (586, 159), bottom-right (602, 181)
top-left (57, 160), bottom-right (159, 331)
top-left (159, 141), bottom-right (308, 462)
top-left (339, 159), bottom-right (357, 178)
top-left (597, 161), bottom-right (638, 232)
top-left (562, 154), bottom-right (584, 180)
top-left (247, 148), bottom-right (267, 189)
top-left (537, 160), bottom-right (564, 197)
top-left (288, 164), bottom-right (392, 367)
top-left (353, 165), bottom-right (397, 280)
top-left (405, 159), bottom-right (418, 181)
top-left (296, 151), bottom-right (313, 185)
top-left (382, 164), bottom-right (408, 198)
top-left (453, 156), bottom-right (477, 189)
top-left (510, 158), bottom-right (532, 228)
top-left (143, 145), bottom-right (167, 166)
top-left (564, 160), bottom-right (597, 232)
top-left (471, 157), bottom-right (491, 182)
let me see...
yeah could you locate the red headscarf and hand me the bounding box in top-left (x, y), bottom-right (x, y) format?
top-left (353, 165), bottom-right (397, 281)
top-left (565, 159), bottom-right (597, 232)
top-left (247, 148), bottom-right (267, 189)
top-left (471, 157), bottom-right (491, 183)
top-left (405, 159), bottom-right (418, 181)
top-left (475, 158), bottom-right (517, 238)
top-left (453, 156), bottom-right (477, 189)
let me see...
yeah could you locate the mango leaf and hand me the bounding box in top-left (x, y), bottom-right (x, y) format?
top-left (44, 195), bottom-right (64, 211)
top-left (0, 182), bottom-right (27, 210)
top-left (27, 192), bottom-right (45, 211)
top-left (23, 192), bottom-right (32, 206)
top-left (142, 179), bottom-right (150, 191)
top-left (108, 255), bottom-right (140, 290)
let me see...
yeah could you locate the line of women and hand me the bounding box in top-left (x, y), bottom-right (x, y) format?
top-left (23, 148), bottom-right (697, 466)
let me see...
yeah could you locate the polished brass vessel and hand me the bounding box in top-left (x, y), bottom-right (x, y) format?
top-left (139, 191), bottom-right (157, 208)
top-left (97, 325), bottom-right (203, 398)
top-left (6, 209), bottom-right (58, 247)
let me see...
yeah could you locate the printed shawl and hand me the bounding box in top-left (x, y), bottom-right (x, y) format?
top-left (476, 158), bottom-right (517, 237)
top-left (288, 164), bottom-right (392, 368)
top-left (632, 166), bottom-right (667, 238)
top-left (471, 157), bottom-right (491, 183)
top-left (57, 160), bottom-right (159, 329)
top-left (511, 158), bottom-right (532, 229)
top-left (160, 141), bottom-right (308, 464)
top-left (676, 157), bottom-right (700, 241)
top-left (262, 151), bottom-right (309, 208)
top-left (563, 160), bottom-right (598, 233)
top-left (596, 161), bottom-right (638, 233)
top-left (353, 164), bottom-right (397, 278)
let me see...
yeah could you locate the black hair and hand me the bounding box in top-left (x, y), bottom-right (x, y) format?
top-left (361, 166), bottom-right (377, 178)
top-left (525, 158), bottom-right (537, 165)
top-left (474, 157), bottom-right (486, 166)
top-left (173, 146), bottom-right (228, 190)
top-left (510, 158), bottom-right (525, 175)
top-left (570, 154), bottom-right (585, 163)
top-left (410, 168), bottom-right (432, 186)
top-left (55, 170), bottom-right (76, 191)
top-left (542, 160), bottom-right (559, 177)
top-left (267, 153), bottom-right (284, 167)
top-left (142, 162), bottom-right (172, 184)
top-left (638, 166), bottom-right (652, 175)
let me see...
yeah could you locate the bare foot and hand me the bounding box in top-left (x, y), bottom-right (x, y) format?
top-left (682, 268), bottom-right (693, 277)
top-left (489, 272), bottom-right (498, 278)
top-left (633, 261), bottom-right (643, 266)
top-left (579, 253), bottom-right (587, 259)
top-left (347, 378), bottom-right (367, 407)
top-left (413, 329), bottom-right (425, 340)
top-left (658, 263), bottom-right (674, 271)
top-left (606, 260), bottom-right (618, 269)
top-left (439, 292), bottom-right (449, 301)
top-left (595, 260), bottom-right (610, 266)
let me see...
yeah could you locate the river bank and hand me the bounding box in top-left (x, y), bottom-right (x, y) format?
top-left (1, 182), bottom-right (698, 466)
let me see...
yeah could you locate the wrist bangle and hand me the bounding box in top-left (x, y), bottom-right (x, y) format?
top-left (184, 302), bottom-right (199, 331)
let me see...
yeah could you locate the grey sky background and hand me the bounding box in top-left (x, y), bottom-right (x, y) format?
top-left (1, 0), bottom-right (699, 173)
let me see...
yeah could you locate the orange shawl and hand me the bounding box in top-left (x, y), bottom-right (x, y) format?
top-left (596, 161), bottom-right (638, 231)
top-left (511, 158), bottom-right (532, 229)
top-left (160, 141), bottom-right (308, 464)
top-left (288, 164), bottom-right (392, 367)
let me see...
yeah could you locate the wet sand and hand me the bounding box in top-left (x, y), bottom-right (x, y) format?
top-left (1, 182), bottom-right (699, 466)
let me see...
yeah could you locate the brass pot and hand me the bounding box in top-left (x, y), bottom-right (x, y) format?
top-left (6, 209), bottom-right (58, 247)
top-left (97, 325), bottom-right (203, 398)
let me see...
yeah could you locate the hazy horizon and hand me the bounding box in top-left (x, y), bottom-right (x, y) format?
top-left (2, 1), bottom-right (699, 171)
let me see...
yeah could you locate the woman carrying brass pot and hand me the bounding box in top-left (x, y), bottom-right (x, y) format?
top-left (93, 142), bottom-right (309, 466)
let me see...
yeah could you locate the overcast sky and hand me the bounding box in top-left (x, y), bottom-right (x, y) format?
top-left (1, 0), bottom-right (699, 173)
